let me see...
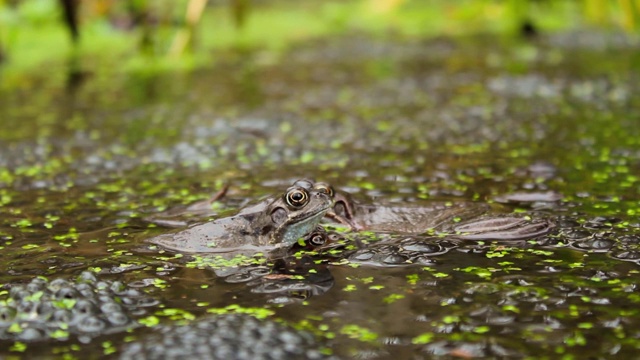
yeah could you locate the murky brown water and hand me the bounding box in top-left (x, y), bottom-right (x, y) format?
top-left (1, 31), bottom-right (640, 358)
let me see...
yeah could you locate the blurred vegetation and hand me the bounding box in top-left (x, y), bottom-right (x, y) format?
top-left (0, 0), bottom-right (638, 79)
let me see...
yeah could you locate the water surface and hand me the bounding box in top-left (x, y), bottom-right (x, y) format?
top-left (1, 32), bottom-right (640, 358)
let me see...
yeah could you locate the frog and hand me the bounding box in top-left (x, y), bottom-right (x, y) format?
top-left (296, 225), bottom-right (347, 251)
top-left (295, 179), bottom-right (552, 241)
top-left (147, 184), bottom-right (333, 254)
top-left (291, 179), bottom-right (362, 230)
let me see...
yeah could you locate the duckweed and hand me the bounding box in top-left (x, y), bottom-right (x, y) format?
top-left (1, 30), bottom-right (640, 359)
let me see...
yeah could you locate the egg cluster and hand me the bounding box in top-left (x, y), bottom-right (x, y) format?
top-left (120, 314), bottom-right (334, 360)
top-left (0, 271), bottom-right (158, 342)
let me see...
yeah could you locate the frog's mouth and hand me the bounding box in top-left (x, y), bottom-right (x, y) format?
top-left (272, 199), bottom-right (332, 246)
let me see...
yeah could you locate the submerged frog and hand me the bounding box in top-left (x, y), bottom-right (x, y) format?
top-left (147, 185), bottom-right (333, 254)
top-left (296, 179), bottom-right (552, 240)
top-left (296, 225), bottom-right (346, 252)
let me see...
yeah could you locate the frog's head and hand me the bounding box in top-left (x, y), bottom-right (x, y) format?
top-left (312, 181), bottom-right (356, 222)
top-left (293, 178), bottom-right (357, 224)
top-left (269, 185), bottom-right (333, 245)
top-left (299, 225), bottom-right (347, 251)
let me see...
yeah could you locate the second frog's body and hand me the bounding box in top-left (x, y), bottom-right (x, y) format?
top-left (297, 179), bottom-right (553, 241)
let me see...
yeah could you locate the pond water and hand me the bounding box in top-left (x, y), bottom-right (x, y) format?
top-left (1, 31), bottom-right (640, 358)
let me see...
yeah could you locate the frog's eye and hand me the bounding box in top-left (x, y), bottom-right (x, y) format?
top-left (309, 233), bottom-right (326, 247)
top-left (313, 182), bottom-right (334, 197)
top-left (285, 188), bottom-right (309, 208)
top-left (328, 232), bottom-right (342, 242)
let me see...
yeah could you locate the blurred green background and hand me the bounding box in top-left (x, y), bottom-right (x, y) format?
top-left (0, 0), bottom-right (638, 80)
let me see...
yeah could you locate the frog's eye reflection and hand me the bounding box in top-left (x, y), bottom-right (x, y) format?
top-left (285, 188), bottom-right (309, 208)
top-left (328, 233), bottom-right (342, 242)
top-left (313, 182), bottom-right (334, 197)
top-left (309, 233), bottom-right (326, 246)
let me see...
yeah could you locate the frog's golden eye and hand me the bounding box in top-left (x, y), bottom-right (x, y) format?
top-left (285, 188), bottom-right (309, 208)
top-left (313, 182), bottom-right (334, 198)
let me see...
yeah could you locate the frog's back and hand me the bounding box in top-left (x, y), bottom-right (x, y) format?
top-left (356, 201), bottom-right (489, 234)
top-left (148, 216), bottom-right (266, 253)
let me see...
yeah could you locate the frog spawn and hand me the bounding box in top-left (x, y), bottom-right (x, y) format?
top-left (119, 314), bottom-right (335, 360)
top-left (348, 237), bottom-right (455, 266)
top-left (0, 271), bottom-right (159, 343)
top-left (401, 267), bottom-right (640, 358)
top-left (526, 215), bottom-right (640, 261)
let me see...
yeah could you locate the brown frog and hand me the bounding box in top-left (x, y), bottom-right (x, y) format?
top-left (147, 184), bottom-right (333, 254)
top-left (296, 179), bottom-right (552, 241)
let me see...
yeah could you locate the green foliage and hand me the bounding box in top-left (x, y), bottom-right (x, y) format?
top-left (0, 0), bottom-right (638, 80)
